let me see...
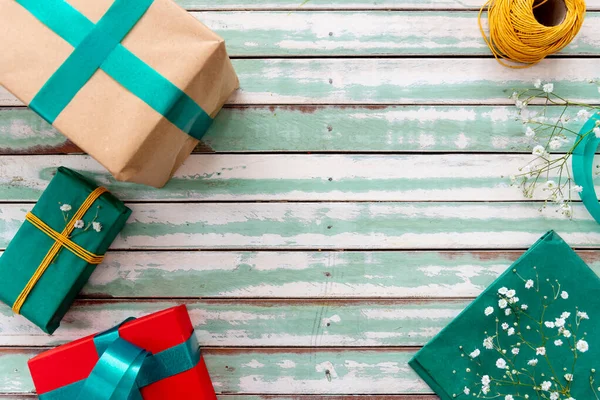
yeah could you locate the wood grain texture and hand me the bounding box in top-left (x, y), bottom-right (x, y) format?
top-left (2, 348), bottom-right (429, 395)
top-left (197, 11), bottom-right (600, 56)
top-left (0, 299), bottom-right (469, 347)
top-left (0, 105), bottom-right (585, 154)
top-left (0, 154), bottom-right (594, 202)
top-left (176, 0), bottom-right (600, 10)
top-left (3, 59), bottom-right (600, 106)
top-left (0, 203), bottom-right (598, 251)
top-left (72, 250), bottom-right (600, 298)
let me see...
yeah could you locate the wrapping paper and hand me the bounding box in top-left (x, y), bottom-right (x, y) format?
top-left (0, 167), bottom-right (131, 334)
top-left (29, 305), bottom-right (217, 399)
top-left (410, 231), bottom-right (600, 400)
top-left (0, 0), bottom-right (239, 187)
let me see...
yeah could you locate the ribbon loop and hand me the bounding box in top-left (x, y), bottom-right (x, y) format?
top-left (39, 318), bottom-right (202, 400)
top-left (572, 114), bottom-right (600, 223)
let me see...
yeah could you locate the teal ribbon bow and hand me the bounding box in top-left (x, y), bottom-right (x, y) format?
top-left (16, 0), bottom-right (212, 140)
top-left (572, 114), bottom-right (600, 223)
top-left (39, 318), bottom-right (201, 400)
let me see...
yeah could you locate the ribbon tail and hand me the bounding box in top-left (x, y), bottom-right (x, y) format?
top-left (75, 338), bottom-right (148, 400)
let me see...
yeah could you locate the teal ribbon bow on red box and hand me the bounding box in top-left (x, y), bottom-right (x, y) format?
top-left (16, 0), bottom-right (212, 140)
top-left (572, 114), bottom-right (600, 223)
top-left (39, 318), bottom-right (201, 400)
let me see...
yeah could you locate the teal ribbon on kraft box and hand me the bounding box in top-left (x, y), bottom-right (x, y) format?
top-left (17, 0), bottom-right (212, 141)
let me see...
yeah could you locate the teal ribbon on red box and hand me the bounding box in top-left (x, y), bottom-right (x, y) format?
top-left (16, 0), bottom-right (212, 140)
top-left (572, 114), bottom-right (600, 223)
top-left (39, 318), bottom-right (201, 400)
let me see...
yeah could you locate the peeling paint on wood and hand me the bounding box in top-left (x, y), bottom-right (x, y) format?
top-left (0, 106), bottom-right (586, 154)
top-left (0, 154), bottom-right (594, 202)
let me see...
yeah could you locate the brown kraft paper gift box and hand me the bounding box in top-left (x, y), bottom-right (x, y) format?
top-left (0, 0), bottom-right (239, 187)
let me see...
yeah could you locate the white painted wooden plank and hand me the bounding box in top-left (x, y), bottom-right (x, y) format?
top-left (0, 202), bottom-right (598, 250)
top-left (179, 0), bottom-right (600, 10)
top-left (0, 154), bottom-right (591, 202)
top-left (2, 58), bottom-right (600, 106)
top-left (198, 11), bottom-right (600, 56)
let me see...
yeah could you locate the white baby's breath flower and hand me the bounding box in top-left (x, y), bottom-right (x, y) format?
top-left (577, 311), bottom-right (589, 320)
top-left (470, 349), bottom-right (480, 358)
top-left (534, 79), bottom-right (542, 89)
top-left (541, 381), bottom-right (552, 391)
top-left (74, 219), bottom-right (85, 229)
top-left (507, 327), bottom-right (515, 336)
top-left (496, 358), bottom-right (507, 369)
top-left (505, 395), bottom-right (514, 400)
top-left (481, 375), bottom-right (491, 385)
top-left (484, 306), bottom-right (494, 316)
top-left (512, 347), bottom-right (520, 355)
top-left (554, 339), bottom-right (563, 346)
top-left (561, 291), bottom-right (569, 299)
top-left (521, 304), bottom-right (528, 310)
top-left (60, 204), bottom-right (72, 212)
top-left (543, 83), bottom-right (554, 93)
top-left (544, 180), bottom-right (557, 190)
top-left (560, 203), bottom-right (573, 217)
top-left (576, 339), bottom-right (589, 353)
top-left (563, 329), bottom-right (572, 338)
top-left (516, 100), bottom-right (527, 109)
top-left (483, 337), bottom-right (494, 350)
top-left (505, 308), bottom-right (512, 316)
top-left (550, 392), bottom-right (559, 400)
top-left (564, 373), bottom-right (573, 382)
top-left (525, 126), bottom-right (536, 137)
top-left (525, 279), bottom-right (534, 289)
top-left (498, 287), bottom-right (508, 295)
top-left (482, 385), bottom-right (490, 394)
top-left (595, 127), bottom-right (600, 138)
top-left (536, 347), bottom-right (546, 356)
top-left (561, 312), bottom-right (571, 319)
top-left (545, 321), bottom-right (555, 328)
top-left (528, 358), bottom-right (538, 366)
top-left (555, 318), bottom-right (566, 328)
top-left (464, 387), bottom-right (470, 395)
top-left (571, 185), bottom-right (583, 193)
top-left (532, 145), bottom-right (546, 156)
top-left (92, 221), bottom-right (102, 232)
top-left (506, 289), bottom-right (516, 298)
top-left (549, 139), bottom-right (561, 150)
top-left (498, 299), bottom-right (508, 309)
top-left (577, 109), bottom-right (592, 120)
top-left (502, 322), bottom-right (509, 330)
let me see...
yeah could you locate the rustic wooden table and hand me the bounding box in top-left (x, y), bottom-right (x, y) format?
top-left (1, 0), bottom-right (600, 398)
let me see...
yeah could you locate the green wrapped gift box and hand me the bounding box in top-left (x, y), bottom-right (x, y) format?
top-left (0, 167), bottom-right (131, 334)
top-left (410, 231), bottom-right (600, 400)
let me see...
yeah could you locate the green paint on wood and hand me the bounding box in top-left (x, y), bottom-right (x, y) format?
top-left (0, 348), bottom-right (427, 394)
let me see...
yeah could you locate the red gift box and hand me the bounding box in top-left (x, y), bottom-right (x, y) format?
top-left (28, 305), bottom-right (217, 399)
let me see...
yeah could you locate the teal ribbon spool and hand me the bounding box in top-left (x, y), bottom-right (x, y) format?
top-left (39, 318), bottom-right (201, 400)
top-left (16, 0), bottom-right (212, 140)
top-left (572, 114), bottom-right (600, 223)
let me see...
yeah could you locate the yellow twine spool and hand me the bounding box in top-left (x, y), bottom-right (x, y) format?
top-left (479, 0), bottom-right (586, 68)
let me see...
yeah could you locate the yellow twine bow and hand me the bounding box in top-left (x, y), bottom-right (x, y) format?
top-left (479, 0), bottom-right (586, 68)
top-left (12, 186), bottom-right (108, 314)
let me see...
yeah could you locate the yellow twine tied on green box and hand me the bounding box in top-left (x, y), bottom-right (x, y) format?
top-left (12, 187), bottom-right (108, 314)
top-left (479, 0), bottom-right (586, 68)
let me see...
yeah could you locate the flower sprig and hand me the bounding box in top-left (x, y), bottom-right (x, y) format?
top-left (510, 80), bottom-right (600, 218)
top-left (59, 202), bottom-right (102, 235)
top-left (457, 266), bottom-right (596, 400)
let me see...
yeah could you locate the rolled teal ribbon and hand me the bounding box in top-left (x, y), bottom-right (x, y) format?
top-left (16, 0), bottom-right (212, 140)
top-left (39, 318), bottom-right (201, 400)
top-left (572, 114), bottom-right (600, 223)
